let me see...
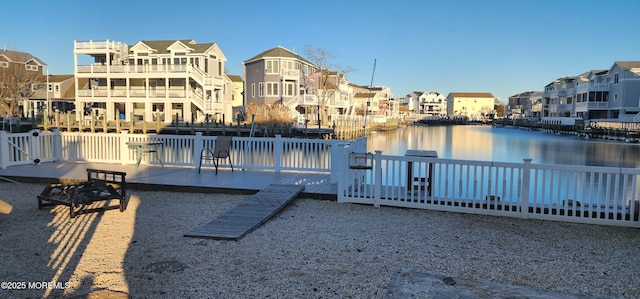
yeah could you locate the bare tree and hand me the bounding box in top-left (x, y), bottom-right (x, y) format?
top-left (0, 49), bottom-right (45, 118)
top-left (303, 47), bottom-right (353, 127)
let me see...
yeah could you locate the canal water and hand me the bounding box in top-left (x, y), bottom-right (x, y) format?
top-left (367, 124), bottom-right (640, 168)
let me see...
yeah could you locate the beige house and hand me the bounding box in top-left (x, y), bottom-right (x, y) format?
top-left (227, 75), bottom-right (244, 108)
top-left (73, 39), bottom-right (233, 123)
top-left (446, 92), bottom-right (496, 120)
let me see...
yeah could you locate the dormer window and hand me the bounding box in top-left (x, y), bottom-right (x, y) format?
top-left (137, 53), bottom-right (149, 56)
top-left (174, 52), bottom-right (186, 56)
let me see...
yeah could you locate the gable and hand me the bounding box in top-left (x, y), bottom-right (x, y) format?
top-left (167, 40), bottom-right (195, 53)
top-left (245, 46), bottom-right (314, 66)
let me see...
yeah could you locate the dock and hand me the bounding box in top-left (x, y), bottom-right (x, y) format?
top-left (184, 184), bottom-right (305, 240)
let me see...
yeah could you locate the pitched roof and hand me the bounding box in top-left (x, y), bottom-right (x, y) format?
top-left (227, 75), bottom-right (243, 82)
top-left (134, 40), bottom-right (216, 54)
top-left (244, 46), bottom-right (314, 66)
top-left (0, 49), bottom-right (46, 65)
top-left (448, 92), bottom-right (495, 98)
top-left (615, 61), bottom-right (640, 69)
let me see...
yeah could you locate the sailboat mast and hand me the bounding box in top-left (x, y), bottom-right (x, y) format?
top-left (363, 59), bottom-right (377, 136)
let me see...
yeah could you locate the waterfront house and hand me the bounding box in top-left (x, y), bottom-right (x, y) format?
top-left (446, 92), bottom-right (496, 120)
top-left (28, 75), bottom-right (76, 117)
top-left (543, 76), bottom-right (579, 118)
top-left (305, 69), bottom-right (356, 125)
top-left (350, 85), bottom-right (392, 117)
top-left (507, 91), bottom-right (542, 119)
top-left (607, 61), bottom-right (640, 121)
top-left (73, 39), bottom-right (233, 124)
top-left (228, 75), bottom-right (244, 108)
top-left (405, 91), bottom-right (447, 117)
top-left (242, 46), bottom-right (320, 125)
top-left (536, 61), bottom-right (640, 122)
top-left (0, 49), bottom-right (47, 118)
top-left (575, 70), bottom-right (609, 119)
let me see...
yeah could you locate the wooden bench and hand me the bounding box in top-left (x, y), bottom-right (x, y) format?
top-left (38, 169), bottom-right (127, 218)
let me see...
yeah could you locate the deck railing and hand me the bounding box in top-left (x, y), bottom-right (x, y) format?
top-left (0, 130), bottom-right (366, 183)
top-left (2, 130), bottom-right (638, 227)
top-left (337, 150), bottom-right (640, 228)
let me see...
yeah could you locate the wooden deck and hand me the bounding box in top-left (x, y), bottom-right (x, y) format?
top-left (184, 184), bottom-right (305, 240)
top-left (0, 162), bottom-right (336, 198)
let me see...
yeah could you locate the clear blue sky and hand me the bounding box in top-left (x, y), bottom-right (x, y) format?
top-left (2, 0), bottom-right (638, 103)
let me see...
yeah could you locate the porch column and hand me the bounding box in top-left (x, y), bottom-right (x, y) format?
top-left (106, 102), bottom-right (115, 122)
top-left (165, 101), bottom-right (173, 123)
top-left (145, 102), bottom-right (153, 122)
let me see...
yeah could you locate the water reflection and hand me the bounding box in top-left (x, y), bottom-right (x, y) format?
top-left (368, 125), bottom-right (640, 168)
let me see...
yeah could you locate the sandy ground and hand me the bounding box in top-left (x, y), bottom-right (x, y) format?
top-left (0, 182), bottom-right (639, 298)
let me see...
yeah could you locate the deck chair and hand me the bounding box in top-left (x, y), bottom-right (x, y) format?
top-left (199, 136), bottom-right (234, 174)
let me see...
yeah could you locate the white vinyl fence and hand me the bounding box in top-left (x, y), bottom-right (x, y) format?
top-left (2, 129), bottom-right (638, 227)
top-left (0, 129), bottom-right (366, 184)
top-left (337, 150), bottom-right (640, 228)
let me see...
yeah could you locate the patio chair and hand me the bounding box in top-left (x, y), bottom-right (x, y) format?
top-left (199, 136), bottom-right (234, 175)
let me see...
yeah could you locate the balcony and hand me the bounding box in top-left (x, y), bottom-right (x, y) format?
top-left (281, 69), bottom-right (300, 80)
top-left (74, 40), bottom-right (127, 53)
top-left (576, 82), bottom-right (609, 93)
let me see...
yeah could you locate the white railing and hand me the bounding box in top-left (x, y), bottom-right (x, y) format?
top-left (337, 151), bottom-right (640, 228)
top-left (576, 82), bottom-right (609, 93)
top-left (3, 130), bottom-right (639, 227)
top-left (0, 130), bottom-right (366, 183)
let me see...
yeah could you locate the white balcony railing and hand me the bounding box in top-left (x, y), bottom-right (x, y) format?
top-left (576, 83), bottom-right (610, 93)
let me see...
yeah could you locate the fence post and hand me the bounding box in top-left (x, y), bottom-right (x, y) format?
top-left (373, 150), bottom-right (383, 207)
top-left (28, 129), bottom-right (42, 164)
top-left (274, 134), bottom-right (283, 173)
top-left (120, 130), bottom-right (130, 165)
top-left (52, 128), bottom-right (62, 162)
top-left (331, 142), bottom-right (347, 184)
top-left (0, 131), bottom-right (8, 169)
top-left (193, 132), bottom-right (204, 168)
top-left (520, 158), bottom-right (533, 217)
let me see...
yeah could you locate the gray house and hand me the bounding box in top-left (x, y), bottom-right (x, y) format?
top-left (607, 61), bottom-right (640, 121)
top-left (242, 46), bottom-right (318, 106)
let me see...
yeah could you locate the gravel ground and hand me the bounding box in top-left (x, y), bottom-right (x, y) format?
top-left (0, 182), bottom-right (639, 298)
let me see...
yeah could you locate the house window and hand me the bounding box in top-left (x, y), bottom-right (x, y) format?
top-left (266, 60), bottom-right (279, 74)
top-left (614, 93), bottom-right (618, 101)
top-left (266, 82), bottom-right (279, 96)
top-left (25, 65), bottom-right (38, 71)
top-left (174, 52), bottom-right (186, 56)
top-left (614, 73), bottom-right (619, 84)
top-left (284, 82), bottom-right (295, 96)
top-left (251, 83), bottom-right (255, 98)
top-left (282, 60), bottom-right (294, 70)
top-left (258, 83), bottom-right (264, 97)
top-left (0, 61), bottom-right (8, 68)
top-left (137, 52), bottom-right (149, 56)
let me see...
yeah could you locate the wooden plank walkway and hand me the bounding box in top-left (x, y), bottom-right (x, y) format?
top-left (184, 184), bottom-right (305, 240)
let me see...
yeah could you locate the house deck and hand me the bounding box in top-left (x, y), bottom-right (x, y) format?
top-left (0, 162), bottom-right (336, 198)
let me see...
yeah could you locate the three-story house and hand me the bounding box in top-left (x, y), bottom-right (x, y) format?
top-left (73, 39), bottom-right (232, 124)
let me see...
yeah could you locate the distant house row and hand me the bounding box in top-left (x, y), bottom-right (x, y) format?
top-left (508, 61), bottom-right (640, 122)
top-left (8, 41), bottom-right (638, 125)
top-left (403, 91), bottom-right (497, 120)
top-left (2, 40), bottom-right (404, 125)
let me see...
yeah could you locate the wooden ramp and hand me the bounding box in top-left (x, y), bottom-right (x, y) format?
top-left (184, 184), bottom-right (304, 240)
